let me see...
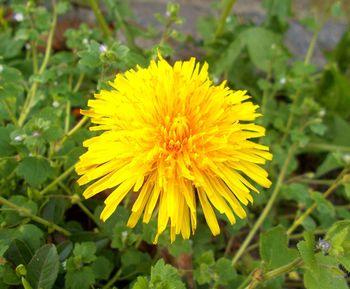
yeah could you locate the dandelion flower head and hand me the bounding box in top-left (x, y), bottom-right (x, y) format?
top-left (75, 54), bottom-right (272, 242)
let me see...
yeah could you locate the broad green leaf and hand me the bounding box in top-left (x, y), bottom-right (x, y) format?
top-left (215, 257), bottom-right (237, 285)
top-left (16, 157), bottom-right (54, 187)
top-left (26, 244), bottom-right (59, 289)
top-left (91, 256), bottom-right (113, 280)
top-left (244, 27), bottom-right (281, 72)
top-left (260, 226), bottom-right (299, 270)
top-left (65, 266), bottom-right (95, 289)
top-left (5, 239), bottom-right (33, 265)
top-left (42, 197), bottom-right (68, 224)
top-left (121, 248), bottom-right (152, 276)
top-left (0, 31), bottom-right (24, 59)
top-left (303, 255), bottom-right (348, 289)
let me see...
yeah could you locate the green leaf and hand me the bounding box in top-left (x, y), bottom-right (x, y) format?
top-left (132, 276), bottom-right (149, 289)
top-left (16, 157), bottom-right (54, 187)
top-left (303, 255), bottom-right (348, 289)
top-left (0, 262), bottom-right (21, 285)
top-left (150, 260), bottom-right (186, 289)
top-left (26, 244), bottom-right (59, 289)
top-left (91, 256), bottom-right (113, 280)
top-left (325, 220), bottom-right (350, 256)
top-left (215, 257), bottom-right (237, 285)
top-left (309, 123), bottom-right (327, 136)
top-left (316, 153), bottom-right (343, 177)
top-left (194, 251), bottom-right (215, 285)
top-left (120, 248), bottom-right (152, 276)
top-left (310, 191), bottom-right (335, 217)
top-left (0, 31), bottom-right (24, 59)
top-left (297, 231), bottom-right (316, 270)
top-left (337, 254), bottom-right (350, 272)
top-left (0, 127), bottom-right (15, 157)
top-left (244, 27), bottom-right (282, 72)
top-left (213, 36), bottom-right (245, 75)
top-left (168, 239), bottom-right (192, 256)
top-left (281, 183), bottom-right (311, 204)
top-left (65, 266), bottom-right (95, 289)
top-left (56, 241), bottom-right (73, 262)
top-left (5, 239), bottom-right (33, 265)
top-left (260, 226), bottom-right (299, 270)
top-left (73, 242), bottom-right (96, 263)
top-left (42, 197), bottom-right (68, 224)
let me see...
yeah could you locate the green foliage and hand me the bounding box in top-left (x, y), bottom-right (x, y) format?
top-left (0, 0), bottom-right (349, 289)
top-left (260, 226), bottom-right (299, 270)
top-left (26, 245), bottom-right (59, 289)
top-left (297, 232), bottom-right (349, 289)
top-left (133, 260), bottom-right (186, 289)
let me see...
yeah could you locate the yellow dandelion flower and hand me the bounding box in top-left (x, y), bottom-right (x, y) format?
top-left (75, 55), bottom-right (272, 243)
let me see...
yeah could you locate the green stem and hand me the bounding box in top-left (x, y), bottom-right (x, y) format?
top-left (88, 0), bottom-right (111, 37)
top-left (102, 269), bottom-right (122, 289)
top-left (0, 196), bottom-right (71, 236)
top-left (304, 143), bottom-right (350, 153)
top-left (65, 100), bottom-right (71, 134)
top-left (1, 98), bottom-right (18, 125)
top-left (215, 0), bottom-right (237, 36)
top-left (57, 115), bottom-right (89, 150)
top-left (73, 73), bottom-right (85, 92)
top-left (244, 258), bottom-right (303, 289)
top-left (286, 169), bottom-right (347, 235)
top-left (39, 164), bottom-right (76, 196)
top-left (232, 143), bottom-right (297, 266)
top-left (18, 6), bottom-right (57, 126)
top-left (57, 182), bottom-right (99, 226)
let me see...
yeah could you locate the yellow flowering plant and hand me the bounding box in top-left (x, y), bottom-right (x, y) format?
top-left (76, 54), bottom-right (272, 242)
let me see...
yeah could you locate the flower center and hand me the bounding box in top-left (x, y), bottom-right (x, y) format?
top-left (161, 114), bottom-right (190, 153)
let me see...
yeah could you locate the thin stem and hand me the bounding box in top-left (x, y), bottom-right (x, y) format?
top-left (73, 73), bottom-right (85, 92)
top-left (244, 258), bottom-right (304, 289)
top-left (57, 182), bottom-right (99, 226)
top-left (215, 0), bottom-right (237, 36)
top-left (0, 196), bottom-right (71, 236)
top-left (102, 269), bottom-right (122, 289)
top-left (18, 6), bottom-right (57, 126)
top-left (88, 0), bottom-right (112, 37)
top-left (1, 98), bottom-right (18, 125)
top-left (65, 100), bottom-right (71, 133)
top-left (304, 143), bottom-right (350, 153)
top-left (76, 201), bottom-right (99, 226)
top-left (57, 115), bottom-right (89, 150)
top-left (286, 169), bottom-right (347, 235)
top-left (39, 164), bottom-right (76, 196)
top-left (304, 30), bottom-right (320, 66)
top-left (232, 143), bottom-right (297, 266)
